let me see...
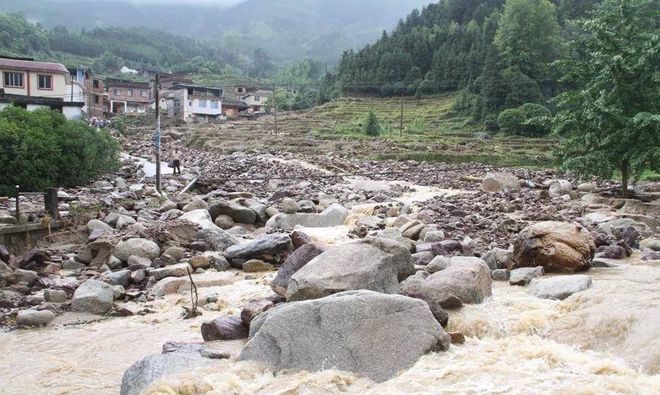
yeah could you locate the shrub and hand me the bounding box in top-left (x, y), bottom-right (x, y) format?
top-left (363, 110), bottom-right (381, 136)
top-left (497, 103), bottom-right (552, 136)
top-left (0, 106), bottom-right (120, 196)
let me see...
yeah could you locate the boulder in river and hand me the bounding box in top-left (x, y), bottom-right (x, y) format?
top-left (240, 290), bottom-right (450, 382)
top-left (509, 266), bottom-right (544, 286)
top-left (286, 237), bottom-right (414, 301)
top-left (208, 200), bottom-right (257, 224)
top-left (16, 309), bottom-right (56, 327)
top-left (72, 279), bottom-right (114, 314)
top-left (201, 316), bottom-right (249, 341)
top-left (512, 221), bottom-right (595, 273)
top-left (196, 228), bottom-right (238, 251)
top-left (265, 203), bottom-right (348, 229)
top-left (271, 243), bottom-right (325, 297)
top-left (120, 353), bottom-right (214, 395)
top-left (528, 275), bottom-right (592, 300)
top-left (224, 234), bottom-right (292, 261)
top-left (399, 258), bottom-right (492, 308)
top-left (114, 238), bottom-right (160, 263)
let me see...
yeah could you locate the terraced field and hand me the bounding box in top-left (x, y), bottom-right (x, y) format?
top-left (159, 95), bottom-right (556, 167)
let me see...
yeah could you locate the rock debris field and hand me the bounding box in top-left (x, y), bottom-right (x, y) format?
top-left (0, 137), bottom-right (659, 395)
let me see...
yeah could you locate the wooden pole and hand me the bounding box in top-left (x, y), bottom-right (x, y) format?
top-left (400, 89), bottom-right (404, 137)
top-left (154, 74), bottom-right (162, 194)
top-left (273, 88), bottom-right (278, 136)
top-left (14, 185), bottom-right (19, 219)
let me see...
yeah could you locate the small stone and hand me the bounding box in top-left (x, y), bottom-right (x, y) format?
top-left (16, 309), bottom-right (56, 327)
top-left (449, 332), bottom-right (465, 344)
top-left (151, 263), bottom-right (191, 281)
top-left (242, 260), bottom-right (274, 273)
top-left (214, 215), bottom-right (235, 230)
top-left (44, 289), bottom-right (68, 303)
top-left (427, 256), bottom-right (450, 273)
top-left (281, 198), bottom-right (299, 214)
top-left (240, 299), bottom-right (276, 326)
top-left (190, 256), bottom-right (210, 269)
top-left (491, 269), bottom-right (510, 281)
top-left (509, 267), bottom-right (544, 286)
top-left (163, 247), bottom-right (185, 261)
top-left (201, 316), bottom-right (248, 341)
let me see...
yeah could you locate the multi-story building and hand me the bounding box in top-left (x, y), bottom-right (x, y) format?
top-left (106, 78), bottom-right (152, 114)
top-left (241, 89), bottom-right (273, 113)
top-left (166, 84), bottom-right (223, 122)
top-left (0, 56), bottom-right (84, 119)
top-left (84, 75), bottom-right (107, 117)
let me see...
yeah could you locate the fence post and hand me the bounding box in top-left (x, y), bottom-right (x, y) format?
top-left (44, 188), bottom-right (59, 219)
top-left (14, 185), bottom-right (19, 220)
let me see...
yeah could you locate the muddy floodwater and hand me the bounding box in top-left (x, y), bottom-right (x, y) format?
top-left (1, 179), bottom-right (658, 395)
top-left (1, 258), bottom-right (658, 394)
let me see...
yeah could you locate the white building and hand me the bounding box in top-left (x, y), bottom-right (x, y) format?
top-left (241, 89), bottom-right (273, 113)
top-left (166, 84), bottom-right (224, 123)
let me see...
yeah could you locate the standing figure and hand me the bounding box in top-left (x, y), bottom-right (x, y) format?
top-left (172, 148), bottom-right (182, 175)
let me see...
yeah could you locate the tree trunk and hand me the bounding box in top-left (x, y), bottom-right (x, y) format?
top-left (621, 159), bottom-right (629, 198)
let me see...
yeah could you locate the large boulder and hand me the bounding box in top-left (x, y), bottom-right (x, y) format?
top-left (481, 172), bottom-right (521, 193)
top-left (208, 201), bottom-right (257, 224)
top-left (72, 279), bottom-right (114, 314)
top-left (224, 234), bottom-right (292, 261)
top-left (399, 258), bottom-right (492, 309)
top-left (512, 221), bottom-right (595, 273)
top-left (271, 243), bottom-right (325, 297)
top-left (120, 353), bottom-right (214, 395)
top-left (240, 290), bottom-right (450, 382)
top-left (178, 209), bottom-right (217, 230)
top-left (528, 275), bottom-right (592, 300)
top-left (548, 180), bottom-right (573, 198)
top-left (114, 238), bottom-right (160, 262)
top-left (286, 237), bottom-right (414, 301)
top-left (266, 203), bottom-right (348, 229)
top-left (16, 309), bottom-right (56, 327)
top-left (196, 228), bottom-right (238, 251)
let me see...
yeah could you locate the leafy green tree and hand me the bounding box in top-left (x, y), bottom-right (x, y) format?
top-left (551, 0), bottom-right (659, 197)
top-left (494, 0), bottom-right (562, 81)
top-left (364, 110), bottom-right (381, 136)
top-left (0, 107), bottom-right (120, 195)
top-left (250, 48), bottom-right (274, 79)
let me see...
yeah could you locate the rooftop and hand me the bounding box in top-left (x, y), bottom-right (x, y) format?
top-left (0, 57), bottom-right (69, 75)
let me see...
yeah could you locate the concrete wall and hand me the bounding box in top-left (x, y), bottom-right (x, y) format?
top-left (62, 105), bottom-right (83, 120)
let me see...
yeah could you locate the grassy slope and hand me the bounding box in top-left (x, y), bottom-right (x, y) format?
top-left (177, 94), bottom-right (556, 168)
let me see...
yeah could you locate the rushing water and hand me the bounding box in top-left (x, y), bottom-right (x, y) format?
top-left (0, 177), bottom-right (658, 394)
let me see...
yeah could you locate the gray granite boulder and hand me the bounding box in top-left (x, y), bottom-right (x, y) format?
top-left (528, 275), bottom-right (592, 300)
top-left (240, 290), bottom-right (450, 382)
top-left (286, 237), bottom-right (414, 301)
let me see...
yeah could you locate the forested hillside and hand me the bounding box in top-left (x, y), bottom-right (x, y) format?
top-left (0, 0), bottom-right (431, 63)
top-left (337, 0), bottom-right (601, 124)
top-left (0, 13), bottom-right (245, 76)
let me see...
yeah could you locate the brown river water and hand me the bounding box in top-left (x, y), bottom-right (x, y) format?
top-left (0, 184), bottom-right (658, 394)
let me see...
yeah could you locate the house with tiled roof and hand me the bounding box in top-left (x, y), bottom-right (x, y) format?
top-left (0, 56), bottom-right (84, 119)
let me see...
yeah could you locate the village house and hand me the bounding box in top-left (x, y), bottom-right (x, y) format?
top-left (84, 75), bottom-right (107, 118)
top-left (221, 99), bottom-right (248, 118)
top-left (241, 89), bottom-right (273, 113)
top-left (166, 84), bottom-right (223, 123)
top-left (0, 56), bottom-right (85, 119)
top-left (106, 78), bottom-right (152, 114)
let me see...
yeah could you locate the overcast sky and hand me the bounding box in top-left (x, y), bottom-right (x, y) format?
top-left (118, 0), bottom-right (246, 5)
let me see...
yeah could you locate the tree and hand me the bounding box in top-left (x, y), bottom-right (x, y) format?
top-left (364, 110), bottom-right (381, 137)
top-left (551, 0), bottom-right (659, 197)
top-left (494, 0), bottom-right (562, 81)
top-left (250, 48), bottom-right (274, 79)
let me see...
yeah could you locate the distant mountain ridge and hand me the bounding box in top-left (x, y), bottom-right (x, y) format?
top-left (0, 0), bottom-right (433, 62)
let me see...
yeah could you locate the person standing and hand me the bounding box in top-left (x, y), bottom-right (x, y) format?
top-left (172, 148), bottom-right (181, 175)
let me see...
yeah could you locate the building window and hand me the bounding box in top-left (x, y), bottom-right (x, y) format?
top-left (3, 72), bottom-right (24, 88)
top-left (37, 74), bottom-right (53, 90)
top-left (238, 87), bottom-right (244, 93)
top-left (141, 90), bottom-right (147, 98)
top-left (114, 89), bottom-right (121, 95)
top-left (210, 100), bottom-right (219, 109)
top-left (127, 89), bottom-right (133, 96)
top-left (94, 95), bottom-right (100, 104)
top-left (188, 88), bottom-right (194, 95)
top-left (254, 96), bottom-right (260, 102)
top-left (199, 99), bottom-right (207, 108)
top-left (93, 79), bottom-right (99, 89)
top-left (188, 101), bottom-right (192, 106)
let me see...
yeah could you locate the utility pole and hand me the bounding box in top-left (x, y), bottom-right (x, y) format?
top-left (154, 74), bottom-right (161, 194)
top-left (273, 87), bottom-right (278, 136)
top-left (399, 88), bottom-right (404, 137)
